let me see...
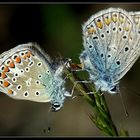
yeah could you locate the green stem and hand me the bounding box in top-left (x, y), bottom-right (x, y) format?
top-left (64, 68), bottom-right (129, 136)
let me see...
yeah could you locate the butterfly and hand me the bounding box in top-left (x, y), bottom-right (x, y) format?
top-left (0, 43), bottom-right (71, 111)
top-left (79, 7), bottom-right (140, 94)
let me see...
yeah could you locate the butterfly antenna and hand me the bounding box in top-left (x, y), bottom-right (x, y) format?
top-left (121, 86), bottom-right (140, 98)
top-left (43, 106), bottom-right (53, 134)
top-left (119, 90), bottom-right (129, 118)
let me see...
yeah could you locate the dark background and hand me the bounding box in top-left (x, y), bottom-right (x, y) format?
top-left (0, 3), bottom-right (140, 136)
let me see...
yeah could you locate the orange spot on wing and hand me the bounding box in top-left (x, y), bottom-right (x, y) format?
top-left (104, 17), bottom-right (111, 26)
top-left (23, 55), bottom-right (27, 59)
top-left (3, 66), bottom-right (9, 72)
top-left (26, 51), bottom-right (31, 58)
top-left (23, 51), bottom-right (32, 59)
top-left (96, 19), bottom-right (103, 29)
top-left (15, 56), bottom-right (21, 63)
top-left (3, 80), bottom-right (10, 87)
top-left (112, 14), bottom-right (117, 23)
top-left (1, 72), bottom-right (7, 79)
top-left (8, 89), bottom-right (13, 94)
top-left (87, 27), bottom-right (96, 35)
top-left (9, 61), bottom-right (15, 68)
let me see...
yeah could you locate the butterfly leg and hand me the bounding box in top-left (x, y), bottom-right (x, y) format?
top-left (99, 92), bottom-right (104, 96)
top-left (72, 88), bottom-right (97, 99)
top-left (71, 80), bottom-right (93, 98)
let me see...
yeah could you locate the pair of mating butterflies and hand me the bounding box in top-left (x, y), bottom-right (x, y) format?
top-left (0, 7), bottom-right (140, 112)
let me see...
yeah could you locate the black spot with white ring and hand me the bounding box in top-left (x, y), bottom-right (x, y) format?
top-left (20, 52), bottom-right (25, 56)
top-left (37, 62), bottom-right (42, 67)
top-left (20, 69), bottom-right (24, 73)
top-left (35, 91), bottom-right (40, 96)
top-left (125, 47), bottom-right (129, 52)
top-left (23, 91), bottom-right (29, 97)
top-left (101, 34), bottom-right (104, 38)
top-left (5, 59), bottom-right (11, 65)
top-left (25, 51), bottom-right (28, 54)
top-left (101, 53), bottom-right (103, 57)
top-left (12, 54), bottom-right (18, 60)
top-left (113, 27), bottom-right (116, 31)
top-left (25, 67), bottom-right (30, 72)
top-left (119, 27), bottom-right (122, 32)
top-left (35, 80), bottom-right (40, 85)
top-left (89, 45), bottom-right (93, 48)
top-left (123, 36), bottom-right (127, 39)
top-left (28, 61), bottom-right (34, 67)
top-left (1, 66), bottom-right (5, 71)
top-left (107, 54), bottom-right (111, 58)
top-left (116, 61), bottom-right (120, 65)
top-left (12, 77), bottom-right (17, 82)
top-left (0, 80), bottom-right (3, 85)
top-left (93, 36), bottom-right (98, 40)
top-left (38, 74), bottom-right (42, 79)
top-left (46, 70), bottom-right (50, 73)
top-left (17, 85), bottom-right (22, 90)
top-left (14, 73), bottom-right (19, 77)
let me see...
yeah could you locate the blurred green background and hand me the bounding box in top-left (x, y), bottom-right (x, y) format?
top-left (0, 3), bottom-right (140, 136)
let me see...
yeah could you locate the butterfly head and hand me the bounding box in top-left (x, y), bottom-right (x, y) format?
top-left (51, 102), bottom-right (63, 112)
top-left (100, 83), bottom-right (119, 94)
top-left (94, 79), bottom-right (119, 94)
top-left (108, 85), bottom-right (119, 94)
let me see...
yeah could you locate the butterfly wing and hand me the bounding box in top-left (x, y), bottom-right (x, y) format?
top-left (82, 8), bottom-right (139, 85)
top-left (0, 43), bottom-right (55, 102)
top-left (111, 10), bottom-right (140, 83)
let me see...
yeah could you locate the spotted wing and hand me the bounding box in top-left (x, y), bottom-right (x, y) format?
top-left (0, 43), bottom-right (55, 102)
top-left (82, 8), bottom-right (140, 84)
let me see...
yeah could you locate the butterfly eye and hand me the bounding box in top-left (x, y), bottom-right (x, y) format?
top-left (51, 103), bottom-right (61, 112)
top-left (110, 86), bottom-right (116, 92)
top-left (110, 86), bottom-right (118, 94)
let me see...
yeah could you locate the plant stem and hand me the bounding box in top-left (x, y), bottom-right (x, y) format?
top-left (64, 66), bottom-right (129, 136)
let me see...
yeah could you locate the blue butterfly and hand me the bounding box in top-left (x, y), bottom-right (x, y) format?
top-left (79, 8), bottom-right (140, 94)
